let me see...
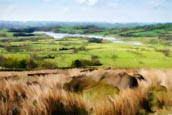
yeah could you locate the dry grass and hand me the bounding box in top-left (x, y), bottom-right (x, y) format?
top-left (0, 68), bottom-right (172, 115)
top-left (0, 74), bottom-right (88, 115)
top-left (94, 89), bottom-right (148, 115)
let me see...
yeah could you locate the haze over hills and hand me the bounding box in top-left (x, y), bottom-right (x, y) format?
top-left (0, 21), bottom-right (167, 29)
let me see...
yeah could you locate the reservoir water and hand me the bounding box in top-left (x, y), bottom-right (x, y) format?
top-left (34, 31), bottom-right (142, 45)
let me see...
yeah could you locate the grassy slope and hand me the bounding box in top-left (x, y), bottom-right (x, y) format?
top-left (50, 23), bottom-right (172, 37)
top-left (0, 24), bottom-right (172, 68)
top-left (0, 24), bottom-right (172, 69)
top-left (105, 23), bottom-right (172, 37)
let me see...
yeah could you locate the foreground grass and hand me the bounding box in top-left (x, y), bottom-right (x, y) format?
top-left (0, 68), bottom-right (172, 115)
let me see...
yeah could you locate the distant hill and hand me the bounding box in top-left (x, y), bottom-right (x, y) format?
top-left (0, 21), bottom-right (151, 29)
top-left (114, 23), bottom-right (172, 37)
top-left (1, 21), bottom-right (172, 38)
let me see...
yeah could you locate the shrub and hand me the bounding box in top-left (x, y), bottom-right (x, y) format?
top-left (43, 55), bottom-right (55, 59)
top-left (88, 38), bottom-right (102, 43)
top-left (0, 55), bottom-right (58, 70)
top-left (17, 59), bottom-right (27, 68)
top-left (71, 60), bottom-right (82, 67)
top-left (59, 47), bottom-right (71, 51)
top-left (0, 56), bottom-right (27, 69)
top-left (71, 59), bottom-right (102, 67)
top-left (26, 59), bottom-right (38, 70)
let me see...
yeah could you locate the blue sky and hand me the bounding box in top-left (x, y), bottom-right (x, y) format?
top-left (0, 0), bottom-right (172, 22)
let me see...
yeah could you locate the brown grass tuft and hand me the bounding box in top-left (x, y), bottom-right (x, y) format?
top-left (0, 68), bottom-right (172, 115)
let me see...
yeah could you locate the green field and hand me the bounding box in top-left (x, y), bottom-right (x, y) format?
top-left (0, 27), bottom-right (172, 70)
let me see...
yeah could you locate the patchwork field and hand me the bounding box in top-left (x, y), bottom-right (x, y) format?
top-left (0, 29), bottom-right (172, 70)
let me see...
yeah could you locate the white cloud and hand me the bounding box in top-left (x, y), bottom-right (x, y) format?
top-left (75, 0), bottom-right (99, 6)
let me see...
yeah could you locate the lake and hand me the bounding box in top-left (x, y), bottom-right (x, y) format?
top-left (34, 31), bottom-right (142, 45)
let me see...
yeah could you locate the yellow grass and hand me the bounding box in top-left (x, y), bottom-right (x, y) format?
top-left (0, 68), bottom-right (172, 115)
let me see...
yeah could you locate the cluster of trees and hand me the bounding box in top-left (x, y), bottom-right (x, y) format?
top-left (8, 28), bottom-right (36, 33)
top-left (35, 25), bottom-right (106, 34)
top-left (8, 27), bottom-right (36, 37)
top-left (0, 55), bottom-right (57, 70)
top-left (0, 56), bottom-right (36, 70)
top-left (74, 25), bottom-right (105, 34)
top-left (13, 33), bottom-right (34, 37)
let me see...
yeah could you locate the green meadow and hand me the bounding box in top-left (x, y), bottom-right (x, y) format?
top-left (0, 25), bottom-right (172, 70)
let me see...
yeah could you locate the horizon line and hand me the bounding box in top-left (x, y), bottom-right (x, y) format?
top-left (0, 20), bottom-right (172, 24)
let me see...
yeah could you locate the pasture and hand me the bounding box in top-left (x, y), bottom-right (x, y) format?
top-left (0, 29), bottom-right (172, 70)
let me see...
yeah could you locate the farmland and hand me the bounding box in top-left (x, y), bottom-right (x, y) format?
top-left (0, 23), bottom-right (172, 115)
top-left (0, 23), bottom-right (172, 70)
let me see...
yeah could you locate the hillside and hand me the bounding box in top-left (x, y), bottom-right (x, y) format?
top-left (115, 23), bottom-right (172, 37)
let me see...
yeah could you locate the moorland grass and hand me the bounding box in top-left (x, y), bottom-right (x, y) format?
top-left (0, 69), bottom-right (172, 115)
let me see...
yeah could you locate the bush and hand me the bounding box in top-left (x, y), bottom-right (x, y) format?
top-left (0, 56), bottom-right (28, 69)
top-left (59, 47), bottom-right (74, 51)
top-left (0, 55), bottom-right (58, 70)
top-left (26, 59), bottom-right (38, 70)
top-left (18, 59), bottom-right (27, 68)
top-left (71, 59), bottom-right (102, 67)
top-left (88, 38), bottom-right (102, 43)
top-left (43, 55), bottom-right (55, 59)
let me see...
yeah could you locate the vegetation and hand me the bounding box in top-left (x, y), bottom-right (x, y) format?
top-left (0, 24), bottom-right (172, 70)
top-left (33, 23), bottom-right (172, 38)
top-left (115, 23), bottom-right (172, 37)
top-left (0, 68), bottom-right (172, 115)
top-left (88, 38), bottom-right (103, 43)
top-left (0, 22), bottom-right (172, 115)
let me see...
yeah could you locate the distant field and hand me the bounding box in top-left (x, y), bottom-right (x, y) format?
top-left (0, 29), bottom-right (172, 70)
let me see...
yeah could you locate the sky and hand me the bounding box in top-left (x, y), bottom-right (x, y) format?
top-left (0, 0), bottom-right (172, 22)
